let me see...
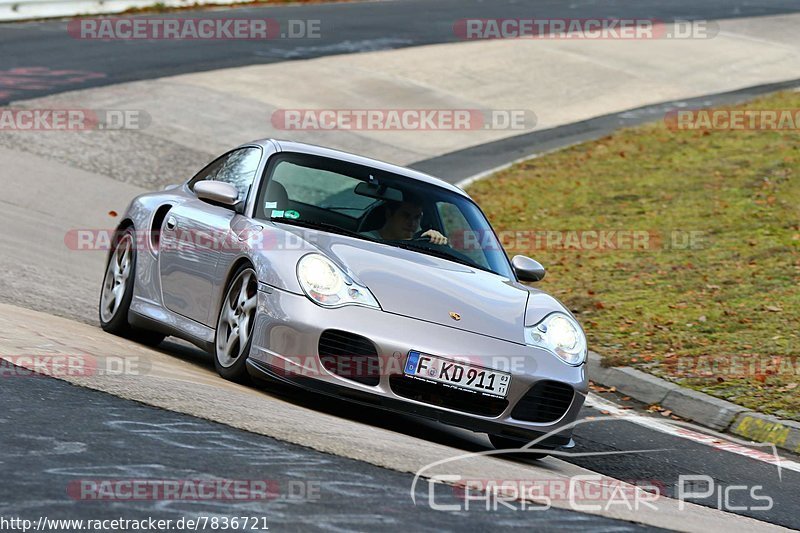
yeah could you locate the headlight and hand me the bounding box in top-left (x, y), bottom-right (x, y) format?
top-left (296, 254), bottom-right (380, 309)
top-left (525, 312), bottom-right (587, 365)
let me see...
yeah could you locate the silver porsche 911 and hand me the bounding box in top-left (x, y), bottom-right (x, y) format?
top-left (99, 139), bottom-right (588, 454)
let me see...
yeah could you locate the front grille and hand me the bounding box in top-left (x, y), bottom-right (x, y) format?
top-left (389, 375), bottom-right (508, 417)
top-left (318, 330), bottom-right (380, 386)
top-left (510, 380), bottom-right (574, 423)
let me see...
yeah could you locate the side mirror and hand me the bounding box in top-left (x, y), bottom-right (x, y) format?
top-left (194, 181), bottom-right (239, 208)
top-left (512, 255), bottom-right (546, 282)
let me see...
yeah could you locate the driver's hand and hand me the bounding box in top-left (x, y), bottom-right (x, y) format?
top-left (421, 229), bottom-right (448, 245)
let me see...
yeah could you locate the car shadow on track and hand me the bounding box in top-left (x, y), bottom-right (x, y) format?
top-left (151, 337), bottom-right (560, 469)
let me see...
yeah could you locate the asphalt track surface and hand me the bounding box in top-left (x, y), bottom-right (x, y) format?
top-left (411, 78), bottom-right (800, 184)
top-left (1, 366), bottom-right (665, 532)
top-left (3, 341), bottom-right (799, 529)
top-left (1, 0), bottom-right (800, 105)
top-left (2, 0), bottom-right (800, 530)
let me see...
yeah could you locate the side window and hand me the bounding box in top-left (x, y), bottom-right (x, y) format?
top-left (190, 147), bottom-right (262, 201)
top-left (189, 156), bottom-right (225, 186)
top-left (213, 147), bottom-right (262, 201)
top-left (270, 161), bottom-right (377, 216)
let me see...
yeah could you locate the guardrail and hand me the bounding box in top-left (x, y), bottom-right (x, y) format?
top-left (0, 0), bottom-right (249, 22)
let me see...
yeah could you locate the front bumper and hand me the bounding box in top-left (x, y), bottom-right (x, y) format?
top-left (248, 285), bottom-right (588, 447)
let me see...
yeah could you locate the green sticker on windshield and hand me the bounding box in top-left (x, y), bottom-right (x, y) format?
top-left (284, 210), bottom-right (300, 220)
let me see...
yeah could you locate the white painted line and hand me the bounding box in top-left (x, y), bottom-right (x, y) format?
top-left (715, 30), bottom-right (800, 53)
top-left (586, 393), bottom-right (800, 475)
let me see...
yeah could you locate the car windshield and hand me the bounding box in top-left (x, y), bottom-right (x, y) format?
top-left (254, 152), bottom-right (514, 278)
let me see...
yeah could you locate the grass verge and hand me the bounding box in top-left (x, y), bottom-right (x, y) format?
top-left (468, 90), bottom-right (800, 420)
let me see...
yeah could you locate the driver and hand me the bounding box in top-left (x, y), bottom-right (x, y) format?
top-left (363, 194), bottom-right (448, 245)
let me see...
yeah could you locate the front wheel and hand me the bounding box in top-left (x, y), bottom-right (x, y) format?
top-left (214, 265), bottom-right (259, 382)
top-left (99, 227), bottom-right (165, 346)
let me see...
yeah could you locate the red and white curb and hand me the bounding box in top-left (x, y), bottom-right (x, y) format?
top-left (586, 393), bottom-right (800, 475)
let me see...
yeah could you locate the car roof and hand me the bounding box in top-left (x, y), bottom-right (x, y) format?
top-left (246, 138), bottom-right (468, 197)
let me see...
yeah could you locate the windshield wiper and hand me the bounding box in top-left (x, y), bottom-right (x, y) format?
top-left (270, 217), bottom-right (372, 241)
top-left (390, 240), bottom-right (490, 273)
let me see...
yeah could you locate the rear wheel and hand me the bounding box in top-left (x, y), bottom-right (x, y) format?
top-left (214, 265), bottom-right (258, 382)
top-left (99, 227), bottom-right (165, 346)
top-left (489, 435), bottom-right (549, 459)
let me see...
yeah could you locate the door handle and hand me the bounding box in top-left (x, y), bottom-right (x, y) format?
top-left (165, 216), bottom-right (177, 231)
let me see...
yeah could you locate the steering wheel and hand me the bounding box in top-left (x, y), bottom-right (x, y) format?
top-left (411, 231), bottom-right (452, 247)
top-left (357, 203), bottom-right (386, 233)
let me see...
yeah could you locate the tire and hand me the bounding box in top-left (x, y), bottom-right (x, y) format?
top-left (489, 435), bottom-right (549, 459)
top-left (99, 226), bottom-right (165, 347)
top-left (213, 264), bottom-right (258, 383)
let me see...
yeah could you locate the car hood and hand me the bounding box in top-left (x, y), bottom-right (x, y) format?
top-left (306, 231), bottom-right (531, 344)
top-left (263, 225), bottom-right (570, 344)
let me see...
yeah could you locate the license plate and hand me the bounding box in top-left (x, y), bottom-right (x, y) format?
top-left (404, 351), bottom-right (511, 398)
